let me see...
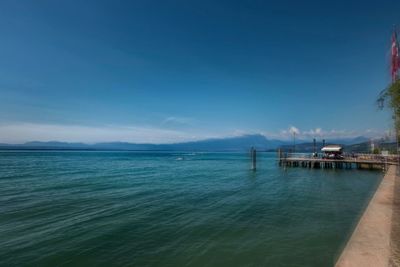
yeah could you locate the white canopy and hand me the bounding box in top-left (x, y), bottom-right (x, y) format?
top-left (321, 145), bottom-right (342, 152)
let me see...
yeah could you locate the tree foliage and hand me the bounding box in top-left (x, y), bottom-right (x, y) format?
top-left (377, 79), bottom-right (400, 138)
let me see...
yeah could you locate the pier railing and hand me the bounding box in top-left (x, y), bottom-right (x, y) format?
top-left (349, 153), bottom-right (398, 163)
top-left (278, 151), bottom-right (398, 163)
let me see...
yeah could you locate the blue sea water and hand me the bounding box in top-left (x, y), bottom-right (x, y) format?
top-left (0, 151), bottom-right (382, 267)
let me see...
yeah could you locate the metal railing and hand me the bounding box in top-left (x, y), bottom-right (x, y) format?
top-left (278, 151), bottom-right (399, 164)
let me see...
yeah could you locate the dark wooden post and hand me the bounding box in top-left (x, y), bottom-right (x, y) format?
top-left (313, 138), bottom-right (316, 154)
top-left (251, 147), bottom-right (257, 171)
top-left (278, 149), bottom-right (282, 166)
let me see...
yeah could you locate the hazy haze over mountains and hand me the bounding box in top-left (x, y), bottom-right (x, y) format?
top-left (0, 134), bottom-right (369, 151)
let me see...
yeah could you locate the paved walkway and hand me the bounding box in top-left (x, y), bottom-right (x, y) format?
top-left (335, 166), bottom-right (398, 267)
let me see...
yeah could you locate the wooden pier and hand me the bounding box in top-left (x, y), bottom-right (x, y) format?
top-left (278, 157), bottom-right (389, 170)
top-left (277, 148), bottom-right (400, 171)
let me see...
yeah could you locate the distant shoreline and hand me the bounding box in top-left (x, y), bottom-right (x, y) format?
top-left (0, 148), bottom-right (273, 152)
top-left (0, 134), bottom-right (382, 153)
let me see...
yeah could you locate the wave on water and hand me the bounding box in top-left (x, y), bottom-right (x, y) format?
top-left (0, 151), bottom-right (382, 267)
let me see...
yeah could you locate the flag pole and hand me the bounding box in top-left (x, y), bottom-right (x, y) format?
top-left (392, 25), bottom-right (400, 172)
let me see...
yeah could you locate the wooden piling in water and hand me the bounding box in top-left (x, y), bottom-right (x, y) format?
top-left (251, 147), bottom-right (256, 171)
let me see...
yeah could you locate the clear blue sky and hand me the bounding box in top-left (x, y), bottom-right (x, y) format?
top-left (0, 0), bottom-right (399, 143)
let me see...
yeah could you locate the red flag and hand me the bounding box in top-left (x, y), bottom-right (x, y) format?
top-left (392, 30), bottom-right (399, 82)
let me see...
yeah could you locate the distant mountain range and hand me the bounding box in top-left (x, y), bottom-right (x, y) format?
top-left (0, 134), bottom-right (370, 152)
top-left (344, 141), bottom-right (396, 153)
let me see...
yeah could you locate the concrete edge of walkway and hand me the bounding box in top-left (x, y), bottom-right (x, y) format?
top-left (335, 165), bottom-right (396, 267)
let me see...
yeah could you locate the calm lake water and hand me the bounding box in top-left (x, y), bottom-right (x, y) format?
top-left (0, 151), bottom-right (382, 267)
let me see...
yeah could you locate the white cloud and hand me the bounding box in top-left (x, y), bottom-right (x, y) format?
top-left (161, 116), bottom-right (194, 127)
top-left (271, 126), bottom-right (387, 141)
top-left (302, 128), bottom-right (323, 137)
top-left (288, 126), bottom-right (300, 135)
top-left (0, 123), bottom-right (201, 144)
top-left (0, 122), bottom-right (388, 144)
